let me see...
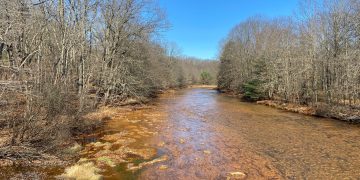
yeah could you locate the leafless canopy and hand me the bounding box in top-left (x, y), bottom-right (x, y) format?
top-left (218, 0), bottom-right (360, 108)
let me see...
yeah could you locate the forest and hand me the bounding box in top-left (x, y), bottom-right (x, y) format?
top-left (0, 0), bottom-right (217, 157)
top-left (218, 0), bottom-right (360, 121)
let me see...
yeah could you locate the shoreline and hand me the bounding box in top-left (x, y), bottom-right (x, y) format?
top-left (0, 88), bottom-right (180, 179)
top-left (256, 100), bottom-right (360, 123)
top-left (188, 84), bottom-right (218, 90)
top-left (218, 90), bottom-right (360, 124)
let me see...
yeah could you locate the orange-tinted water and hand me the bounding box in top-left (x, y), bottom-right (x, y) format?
top-left (2, 88), bottom-right (360, 179)
top-left (139, 88), bottom-right (360, 179)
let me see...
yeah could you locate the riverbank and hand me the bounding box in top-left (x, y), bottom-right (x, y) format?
top-left (218, 90), bottom-right (360, 123)
top-left (60, 103), bottom-right (170, 179)
top-left (0, 89), bottom-right (173, 179)
top-left (0, 105), bottom-right (107, 178)
top-left (188, 85), bottom-right (217, 89)
top-left (257, 100), bottom-right (360, 123)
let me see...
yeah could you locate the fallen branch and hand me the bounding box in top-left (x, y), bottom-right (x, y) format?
top-left (0, 146), bottom-right (43, 161)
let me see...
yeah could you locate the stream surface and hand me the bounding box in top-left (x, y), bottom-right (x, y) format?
top-left (138, 88), bottom-right (360, 179)
top-left (3, 88), bottom-right (360, 179)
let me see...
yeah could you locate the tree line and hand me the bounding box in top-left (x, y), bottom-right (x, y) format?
top-left (178, 57), bottom-right (218, 85)
top-left (0, 0), bottom-right (217, 148)
top-left (218, 0), bottom-right (360, 110)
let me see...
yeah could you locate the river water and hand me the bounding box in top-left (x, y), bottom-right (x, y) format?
top-left (3, 88), bottom-right (360, 179)
top-left (138, 88), bottom-right (360, 179)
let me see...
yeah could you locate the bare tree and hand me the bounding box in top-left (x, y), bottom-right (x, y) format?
top-left (218, 0), bottom-right (360, 110)
top-left (0, 0), bottom-right (191, 151)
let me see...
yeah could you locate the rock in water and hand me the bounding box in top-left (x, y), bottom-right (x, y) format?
top-left (226, 171), bottom-right (247, 180)
top-left (203, 150), bottom-right (211, 154)
top-left (159, 165), bottom-right (168, 170)
top-left (157, 141), bottom-right (165, 147)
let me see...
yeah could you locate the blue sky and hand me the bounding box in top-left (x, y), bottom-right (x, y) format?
top-left (158, 0), bottom-right (299, 60)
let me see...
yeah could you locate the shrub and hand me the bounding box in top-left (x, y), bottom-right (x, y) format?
top-left (200, 71), bottom-right (213, 85)
top-left (242, 79), bottom-right (264, 102)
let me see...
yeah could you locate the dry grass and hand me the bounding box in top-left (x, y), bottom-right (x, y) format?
top-left (59, 162), bottom-right (102, 180)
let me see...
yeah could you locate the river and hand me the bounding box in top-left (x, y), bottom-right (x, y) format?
top-left (136, 88), bottom-right (359, 179)
top-left (3, 88), bottom-right (360, 179)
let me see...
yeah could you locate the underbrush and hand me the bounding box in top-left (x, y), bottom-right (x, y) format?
top-left (0, 83), bottom-right (166, 169)
top-left (0, 88), bottom-right (103, 167)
